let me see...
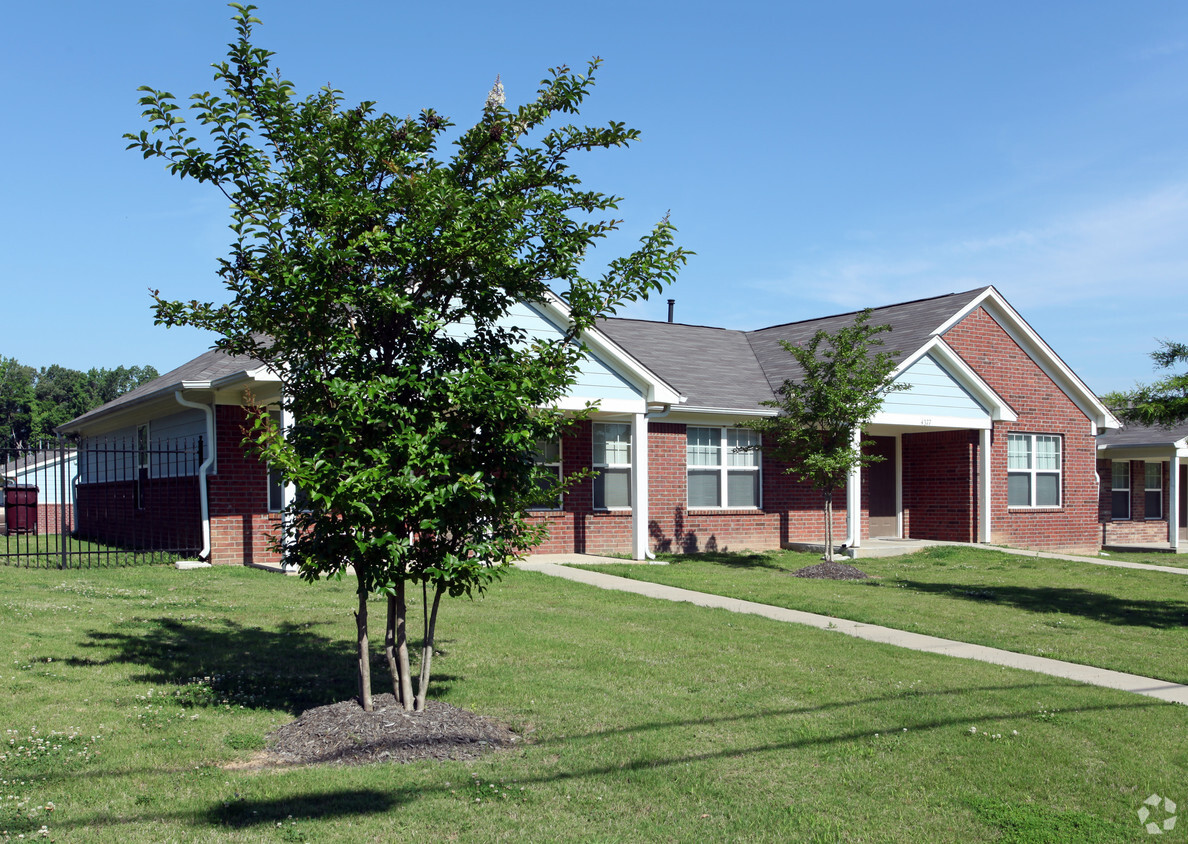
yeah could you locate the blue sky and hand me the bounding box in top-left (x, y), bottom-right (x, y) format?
top-left (5, 2), bottom-right (1187, 394)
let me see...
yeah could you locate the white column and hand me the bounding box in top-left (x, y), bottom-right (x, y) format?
top-left (631, 411), bottom-right (649, 560)
top-left (980, 427), bottom-right (993, 543)
top-left (281, 403), bottom-right (299, 572)
top-left (847, 428), bottom-right (862, 549)
top-left (1170, 454), bottom-right (1180, 551)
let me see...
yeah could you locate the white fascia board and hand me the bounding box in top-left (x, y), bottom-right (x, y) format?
top-left (553, 396), bottom-right (647, 414)
top-left (892, 336), bottom-right (1017, 423)
top-left (933, 286), bottom-right (1120, 431)
top-left (533, 293), bottom-right (684, 406)
top-left (1098, 442), bottom-right (1188, 460)
top-left (871, 411), bottom-right (992, 431)
top-left (664, 407), bottom-right (780, 427)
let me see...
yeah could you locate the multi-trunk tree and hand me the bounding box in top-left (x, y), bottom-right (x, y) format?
top-left (129, 5), bottom-right (687, 711)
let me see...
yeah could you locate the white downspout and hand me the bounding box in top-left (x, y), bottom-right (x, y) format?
top-left (175, 391), bottom-right (215, 560)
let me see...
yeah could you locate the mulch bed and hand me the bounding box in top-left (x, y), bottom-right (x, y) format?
top-left (250, 694), bottom-right (520, 768)
top-left (793, 560), bottom-right (871, 580)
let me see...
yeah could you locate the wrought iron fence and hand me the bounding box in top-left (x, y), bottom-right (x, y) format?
top-left (0, 437), bottom-right (204, 568)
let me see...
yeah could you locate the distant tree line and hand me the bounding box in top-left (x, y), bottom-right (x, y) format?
top-left (0, 357), bottom-right (159, 449)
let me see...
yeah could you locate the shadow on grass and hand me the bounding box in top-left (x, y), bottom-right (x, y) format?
top-left (209, 788), bottom-right (407, 828)
top-left (896, 580), bottom-right (1188, 629)
top-left (652, 551), bottom-right (794, 571)
top-left (69, 617), bottom-right (456, 715)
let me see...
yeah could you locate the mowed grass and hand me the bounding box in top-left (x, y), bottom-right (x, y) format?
top-left (579, 545), bottom-right (1188, 685)
top-left (1, 563), bottom-right (1186, 842)
top-left (1095, 548), bottom-right (1188, 570)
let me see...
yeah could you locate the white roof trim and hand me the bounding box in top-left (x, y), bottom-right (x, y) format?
top-left (533, 293), bottom-right (685, 405)
top-left (932, 286), bottom-right (1120, 431)
top-left (890, 336), bottom-right (1017, 423)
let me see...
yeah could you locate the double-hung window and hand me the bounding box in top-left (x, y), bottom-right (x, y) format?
top-left (687, 427), bottom-right (761, 508)
top-left (1007, 433), bottom-right (1061, 507)
top-left (1146, 463), bottom-right (1163, 520)
top-left (529, 439), bottom-right (563, 511)
top-left (593, 423), bottom-right (631, 509)
top-left (1111, 461), bottom-right (1130, 520)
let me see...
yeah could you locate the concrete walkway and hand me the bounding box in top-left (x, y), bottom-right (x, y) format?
top-left (517, 556), bottom-right (1188, 706)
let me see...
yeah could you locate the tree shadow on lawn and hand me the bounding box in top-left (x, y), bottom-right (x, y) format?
top-left (896, 580), bottom-right (1188, 629)
top-left (658, 551), bottom-right (794, 571)
top-left (68, 617), bottom-right (457, 715)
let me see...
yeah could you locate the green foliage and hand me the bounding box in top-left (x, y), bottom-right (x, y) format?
top-left (1104, 339), bottom-right (1188, 426)
top-left (746, 310), bottom-right (905, 561)
top-left (127, 6), bottom-right (687, 706)
top-left (0, 358), bottom-right (159, 449)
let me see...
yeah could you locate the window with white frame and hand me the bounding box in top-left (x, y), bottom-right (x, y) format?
top-left (1007, 433), bottom-right (1061, 507)
top-left (1111, 461), bottom-right (1130, 520)
top-left (593, 423), bottom-right (631, 509)
top-left (687, 427), bottom-right (761, 508)
top-left (1145, 462), bottom-right (1163, 520)
top-left (529, 438), bottom-right (563, 510)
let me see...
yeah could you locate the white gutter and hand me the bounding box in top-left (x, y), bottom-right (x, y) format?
top-left (174, 391), bottom-right (215, 560)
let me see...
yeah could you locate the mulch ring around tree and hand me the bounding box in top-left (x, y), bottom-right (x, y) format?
top-left (794, 560), bottom-right (872, 580)
top-left (228, 694), bottom-right (522, 770)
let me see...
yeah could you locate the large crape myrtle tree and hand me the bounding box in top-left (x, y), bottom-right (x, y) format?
top-left (129, 5), bottom-right (687, 711)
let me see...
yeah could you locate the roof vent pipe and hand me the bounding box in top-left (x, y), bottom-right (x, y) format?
top-left (667, 299), bottom-right (675, 323)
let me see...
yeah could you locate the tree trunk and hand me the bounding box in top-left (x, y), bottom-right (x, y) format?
top-left (355, 588), bottom-right (372, 712)
top-left (385, 594), bottom-right (402, 707)
top-left (415, 582), bottom-right (445, 712)
top-left (823, 490), bottom-right (834, 563)
top-left (394, 578), bottom-right (414, 711)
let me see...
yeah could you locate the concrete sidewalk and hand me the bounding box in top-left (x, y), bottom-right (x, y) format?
top-left (516, 557), bottom-right (1188, 706)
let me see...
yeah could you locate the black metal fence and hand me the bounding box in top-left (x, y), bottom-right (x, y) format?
top-left (0, 437), bottom-right (204, 568)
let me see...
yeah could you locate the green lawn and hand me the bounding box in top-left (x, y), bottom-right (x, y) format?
top-left (2, 562), bottom-right (1186, 841)
top-left (1095, 548), bottom-right (1188, 569)
top-left (578, 546), bottom-right (1188, 686)
top-left (0, 534), bottom-right (182, 568)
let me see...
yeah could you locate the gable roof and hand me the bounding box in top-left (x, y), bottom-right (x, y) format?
top-left (58, 346), bottom-right (269, 434)
top-left (1099, 420), bottom-right (1188, 450)
top-left (598, 288), bottom-right (988, 412)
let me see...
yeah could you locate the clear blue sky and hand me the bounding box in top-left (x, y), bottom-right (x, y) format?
top-left (5, 1), bottom-right (1187, 394)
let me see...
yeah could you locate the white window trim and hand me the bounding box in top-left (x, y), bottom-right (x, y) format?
top-left (1111, 460), bottom-right (1131, 521)
top-left (1007, 432), bottom-right (1062, 509)
top-left (593, 422), bottom-right (632, 510)
top-left (686, 426), bottom-right (762, 510)
top-left (529, 438), bottom-right (563, 512)
top-left (1145, 462), bottom-right (1163, 521)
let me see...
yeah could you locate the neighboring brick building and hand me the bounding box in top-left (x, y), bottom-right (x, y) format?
top-left (58, 286), bottom-right (1120, 564)
top-left (1096, 420), bottom-right (1187, 552)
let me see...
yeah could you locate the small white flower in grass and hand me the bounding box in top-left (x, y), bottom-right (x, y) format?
top-left (968, 727), bottom-right (977, 734)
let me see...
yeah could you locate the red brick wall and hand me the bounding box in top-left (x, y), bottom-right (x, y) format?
top-left (74, 476), bottom-right (201, 552)
top-left (526, 419), bottom-right (848, 555)
top-left (943, 307), bottom-right (1099, 553)
top-left (208, 405), bottom-right (281, 566)
top-left (1097, 457), bottom-right (1171, 545)
top-left (902, 430), bottom-right (978, 542)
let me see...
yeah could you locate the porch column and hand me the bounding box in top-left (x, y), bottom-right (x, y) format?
top-left (631, 411), bottom-right (649, 560)
top-left (1171, 454), bottom-right (1180, 552)
top-left (280, 403), bottom-right (299, 573)
top-left (979, 427), bottom-right (992, 543)
top-left (847, 428), bottom-right (862, 549)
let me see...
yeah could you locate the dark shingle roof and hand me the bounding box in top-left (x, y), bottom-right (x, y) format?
top-left (599, 288), bottom-right (990, 409)
top-left (60, 346), bottom-right (266, 431)
top-left (1098, 420), bottom-right (1188, 448)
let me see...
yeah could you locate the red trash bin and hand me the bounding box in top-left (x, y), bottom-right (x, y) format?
top-left (4, 484), bottom-right (39, 535)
